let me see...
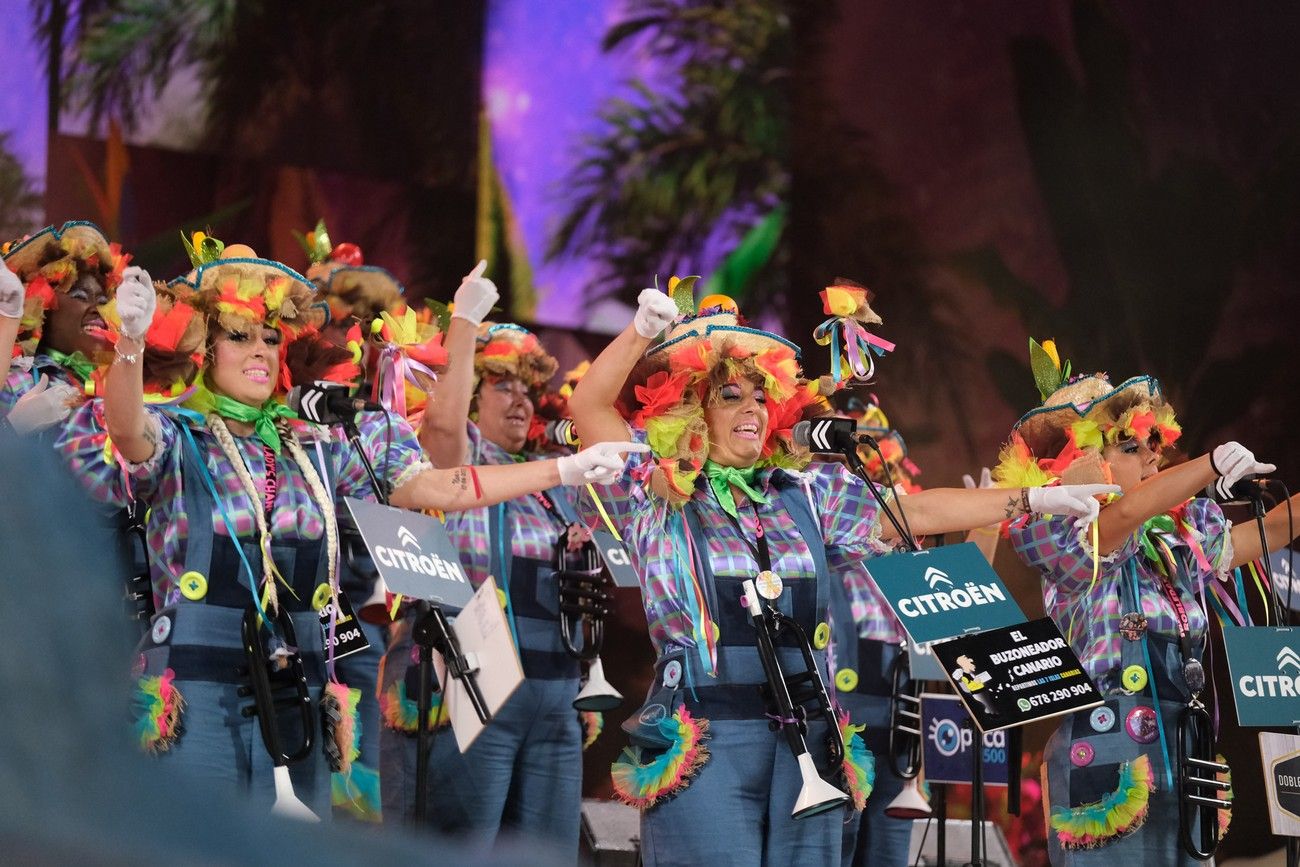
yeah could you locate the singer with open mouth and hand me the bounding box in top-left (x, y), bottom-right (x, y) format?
top-left (998, 340), bottom-right (1298, 865)
top-left (55, 246), bottom-right (642, 819)
top-left (378, 261), bottom-right (596, 853)
top-left (568, 280), bottom-right (1115, 865)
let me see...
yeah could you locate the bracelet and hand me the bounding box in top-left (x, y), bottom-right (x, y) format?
top-left (1208, 449), bottom-right (1223, 477)
top-left (114, 346), bottom-right (140, 365)
top-left (1020, 486), bottom-right (1032, 515)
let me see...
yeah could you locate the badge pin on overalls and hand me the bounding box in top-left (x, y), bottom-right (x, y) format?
top-left (755, 570), bottom-right (784, 600)
top-left (1119, 612), bottom-right (1147, 641)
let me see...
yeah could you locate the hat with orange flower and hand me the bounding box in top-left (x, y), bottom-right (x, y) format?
top-left (474, 322), bottom-right (558, 392)
top-left (3, 221), bottom-right (130, 349)
top-left (630, 277), bottom-right (830, 505)
top-left (993, 338), bottom-right (1181, 487)
top-left (294, 219), bottom-right (405, 328)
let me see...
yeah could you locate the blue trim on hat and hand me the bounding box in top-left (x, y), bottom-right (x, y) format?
top-left (167, 257), bottom-right (315, 293)
top-left (1012, 374), bottom-right (1163, 430)
top-left (3, 220), bottom-right (109, 262)
top-left (323, 264), bottom-right (406, 296)
top-left (646, 322), bottom-right (801, 360)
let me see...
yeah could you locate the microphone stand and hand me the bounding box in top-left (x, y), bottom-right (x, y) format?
top-left (837, 435), bottom-right (921, 553)
top-left (334, 410), bottom-right (490, 827)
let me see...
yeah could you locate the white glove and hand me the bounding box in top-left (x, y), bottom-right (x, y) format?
top-left (962, 467), bottom-right (993, 489)
top-left (557, 441), bottom-right (651, 486)
top-left (633, 288), bottom-right (679, 339)
top-left (451, 259), bottom-right (499, 325)
top-left (0, 265), bottom-right (23, 319)
top-left (7, 375), bottom-right (81, 434)
top-left (116, 266), bottom-right (156, 340)
top-left (1210, 442), bottom-right (1276, 499)
top-left (1028, 483), bottom-right (1121, 528)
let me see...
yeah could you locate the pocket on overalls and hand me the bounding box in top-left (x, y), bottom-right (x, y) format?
top-left (1049, 746), bottom-right (1157, 850)
top-left (377, 620), bottom-right (450, 733)
top-left (611, 654), bottom-right (711, 808)
top-left (131, 609), bottom-right (184, 754)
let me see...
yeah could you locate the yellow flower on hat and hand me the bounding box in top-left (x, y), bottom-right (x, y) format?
top-left (821, 284), bottom-right (864, 318)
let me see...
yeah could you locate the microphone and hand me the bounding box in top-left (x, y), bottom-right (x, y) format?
top-left (791, 418), bottom-right (877, 453)
top-left (1205, 475), bottom-right (1268, 505)
top-left (545, 418), bottom-right (580, 448)
top-left (286, 381), bottom-right (382, 424)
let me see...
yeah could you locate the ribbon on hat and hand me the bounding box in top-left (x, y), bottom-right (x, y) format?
top-left (813, 316), bottom-right (895, 385)
top-left (702, 460), bottom-right (769, 518)
top-left (209, 393), bottom-right (297, 453)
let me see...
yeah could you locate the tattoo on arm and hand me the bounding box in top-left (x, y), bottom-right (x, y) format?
top-left (450, 467), bottom-right (468, 492)
top-left (1003, 494), bottom-right (1019, 521)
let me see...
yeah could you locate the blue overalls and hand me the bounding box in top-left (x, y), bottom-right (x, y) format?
top-left (380, 484), bottom-right (583, 851)
top-left (635, 480), bottom-right (846, 866)
top-left (826, 565), bottom-right (911, 867)
top-left (1042, 558), bottom-right (1217, 865)
top-left (132, 428), bottom-right (334, 815)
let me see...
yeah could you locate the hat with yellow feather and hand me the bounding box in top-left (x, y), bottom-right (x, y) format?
top-left (994, 338), bottom-right (1181, 487)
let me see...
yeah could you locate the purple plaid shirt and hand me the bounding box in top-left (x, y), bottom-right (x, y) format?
top-left (439, 422), bottom-right (574, 587)
top-left (56, 402), bottom-right (430, 608)
top-left (2, 354), bottom-right (84, 414)
top-left (585, 436), bottom-right (885, 658)
top-left (1009, 497), bottom-right (1230, 692)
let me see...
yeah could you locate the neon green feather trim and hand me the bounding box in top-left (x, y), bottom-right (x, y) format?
top-left (839, 712), bottom-right (876, 811)
top-left (1050, 754), bottom-right (1155, 849)
top-left (331, 761), bottom-right (382, 823)
top-left (379, 680), bottom-right (448, 733)
top-left (581, 710), bottom-right (604, 751)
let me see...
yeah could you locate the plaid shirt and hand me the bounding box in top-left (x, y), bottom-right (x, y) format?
top-left (1009, 497), bottom-right (1229, 692)
top-left (56, 402), bottom-right (429, 607)
top-left (584, 435), bottom-right (885, 658)
top-left (439, 422), bottom-right (575, 588)
top-left (2, 354), bottom-right (84, 414)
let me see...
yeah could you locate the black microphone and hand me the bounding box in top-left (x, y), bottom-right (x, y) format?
top-left (791, 418), bottom-right (877, 453)
top-left (545, 418), bottom-right (580, 448)
top-left (287, 381), bottom-right (382, 424)
top-left (1205, 474), bottom-right (1268, 504)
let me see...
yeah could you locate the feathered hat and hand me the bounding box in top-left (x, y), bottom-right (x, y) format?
top-left (169, 242), bottom-right (358, 398)
top-left (837, 391), bottom-right (922, 493)
top-left (293, 218), bottom-right (405, 328)
top-left (630, 277), bottom-right (827, 505)
top-left (3, 221), bottom-right (130, 349)
top-left (474, 322), bottom-right (558, 392)
top-left (994, 338), bottom-right (1181, 487)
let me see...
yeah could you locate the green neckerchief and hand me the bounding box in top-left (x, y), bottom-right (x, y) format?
top-left (703, 460), bottom-right (769, 518)
top-left (210, 392), bottom-right (298, 454)
top-left (45, 348), bottom-right (95, 383)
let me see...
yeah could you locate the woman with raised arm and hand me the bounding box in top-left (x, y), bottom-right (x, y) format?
top-left (998, 341), bottom-right (1297, 865)
top-left (379, 262), bottom-right (594, 853)
top-left (568, 282), bottom-right (1115, 865)
top-left (56, 248), bottom-right (639, 818)
top-left (1, 222), bottom-right (130, 436)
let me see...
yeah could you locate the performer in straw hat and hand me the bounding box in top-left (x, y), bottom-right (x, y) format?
top-left (998, 339), bottom-right (1299, 864)
top-left (569, 280), bottom-right (1116, 864)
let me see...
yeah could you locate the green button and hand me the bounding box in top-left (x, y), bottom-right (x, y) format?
top-left (812, 622), bottom-right (831, 650)
top-left (179, 571), bottom-right (207, 601)
top-left (311, 583), bottom-right (332, 611)
top-left (1121, 664), bottom-right (1148, 693)
top-left (835, 668), bottom-right (859, 693)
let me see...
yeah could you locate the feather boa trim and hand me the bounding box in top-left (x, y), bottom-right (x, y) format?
top-left (581, 711), bottom-right (604, 751)
top-left (1050, 754), bottom-right (1155, 850)
top-left (1216, 754), bottom-right (1233, 837)
top-left (321, 681), bottom-right (361, 775)
top-left (379, 679), bottom-right (448, 733)
top-left (839, 712), bottom-right (876, 811)
top-left (611, 706), bottom-right (710, 808)
top-left (134, 668), bottom-right (184, 754)
top-left (331, 760), bottom-right (382, 823)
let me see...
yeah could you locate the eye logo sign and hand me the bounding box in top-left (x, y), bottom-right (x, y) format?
top-left (924, 566), bottom-right (954, 589)
top-left (928, 717), bottom-right (963, 757)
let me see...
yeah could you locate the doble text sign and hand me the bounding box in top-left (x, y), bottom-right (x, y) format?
top-left (931, 617), bottom-right (1101, 731)
top-left (344, 497), bottom-right (475, 613)
top-left (869, 542), bottom-right (1025, 645)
